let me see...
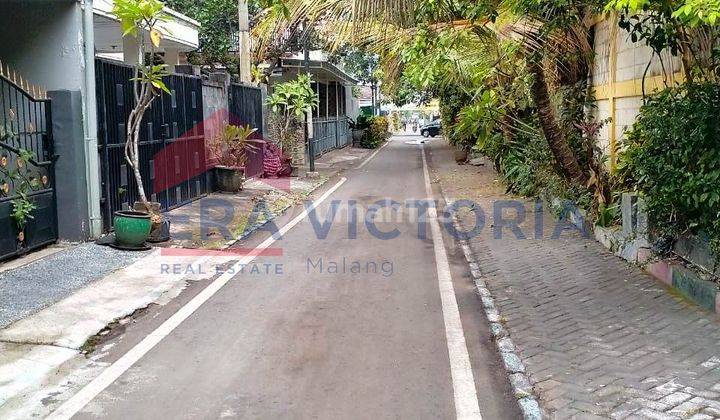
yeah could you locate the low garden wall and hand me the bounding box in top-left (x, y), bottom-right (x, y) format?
top-left (563, 192), bottom-right (720, 313)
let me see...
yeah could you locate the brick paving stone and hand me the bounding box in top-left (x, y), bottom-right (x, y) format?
top-left (687, 414), bottom-right (713, 420)
top-left (702, 405), bottom-right (720, 417)
top-left (667, 400), bottom-right (705, 418)
top-left (634, 408), bottom-right (682, 420)
top-left (432, 144), bottom-right (720, 419)
top-left (454, 194), bottom-right (720, 419)
top-left (658, 392), bottom-right (693, 407)
top-left (573, 413), bottom-right (610, 420)
top-left (456, 195), bottom-right (720, 419)
top-left (611, 400), bottom-right (643, 419)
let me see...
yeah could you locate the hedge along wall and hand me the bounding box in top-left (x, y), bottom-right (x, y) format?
top-left (589, 15), bottom-right (684, 170)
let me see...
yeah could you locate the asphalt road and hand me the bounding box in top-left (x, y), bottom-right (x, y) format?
top-left (69, 135), bottom-right (520, 419)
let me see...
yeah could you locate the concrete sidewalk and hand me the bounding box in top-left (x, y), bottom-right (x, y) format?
top-left (428, 139), bottom-right (720, 419)
top-left (0, 244), bottom-right (149, 330)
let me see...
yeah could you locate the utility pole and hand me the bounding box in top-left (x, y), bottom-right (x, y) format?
top-left (237, 0), bottom-right (252, 83)
top-left (303, 31), bottom-right (316, 173)
top-left (376, 83), bottom-right (381, 116)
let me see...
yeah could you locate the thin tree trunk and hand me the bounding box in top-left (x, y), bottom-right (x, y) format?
top-left (125, 90), bottom-right (152, 206)
top-left (527, 59), bottom-right (588, 184)
top-left (125, 31), bottom-right (152, 208)
top-left (677, 28), bottom-right (695, 83)
top-left (132, 106), bottom-right (148, 203)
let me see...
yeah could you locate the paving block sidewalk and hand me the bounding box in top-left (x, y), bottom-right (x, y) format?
top-left (428, 141), bottom-right (720, 419)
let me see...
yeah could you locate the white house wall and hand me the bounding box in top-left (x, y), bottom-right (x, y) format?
top-left (93, 0), bottom-right (200, 53)
top-left (346, 86), bottom-right (360, 119)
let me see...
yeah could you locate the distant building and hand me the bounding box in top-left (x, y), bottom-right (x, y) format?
top-left (261, 51), bottom-right (360, 157)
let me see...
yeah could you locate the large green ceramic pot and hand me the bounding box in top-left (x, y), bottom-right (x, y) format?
top-left (114, 210), bottom-right (152, 248)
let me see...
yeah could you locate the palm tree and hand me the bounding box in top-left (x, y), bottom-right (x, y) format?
top-left (527, 58), bottom-right (587, 182)
top-left (254, 0), bottom-right (593, 184)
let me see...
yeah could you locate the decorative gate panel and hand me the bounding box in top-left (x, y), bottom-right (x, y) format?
top-left (228, 83), bottom-right (263, 138)
top-left (96, 59), bottom-right (206, 231)
top-left (0, 72), bottom-right (57, 260)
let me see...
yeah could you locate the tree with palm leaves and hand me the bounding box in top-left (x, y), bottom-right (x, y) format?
top-left (253, 0), bottom-right (601, 185)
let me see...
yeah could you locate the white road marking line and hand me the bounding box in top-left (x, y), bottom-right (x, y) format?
top-left (420, 144), bottom-right (482, 420)
top-left (356, 138), bottom-right (391, 169)
top-left (46, 177), bottom-right (348, 420)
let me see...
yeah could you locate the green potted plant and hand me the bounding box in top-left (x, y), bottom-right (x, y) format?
top-left (266, 74), bottom-right (319, 169)
top-left (350, 114), bottom-right (371, 146)
top-left (209, 124), bottom-right (258, 192)
top-left (112, 0), bottom-right (170, 247)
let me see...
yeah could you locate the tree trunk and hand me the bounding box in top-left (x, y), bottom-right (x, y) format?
top-left (528, 60), bottom-right (588, 184)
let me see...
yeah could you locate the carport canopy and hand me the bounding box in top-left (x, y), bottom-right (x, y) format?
top-left (93, 0), bottom-right (199, 66)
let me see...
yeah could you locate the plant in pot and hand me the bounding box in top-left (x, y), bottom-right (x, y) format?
top-left (112, 0), bottom-right (170, 248)
top-left (350, 114), bottom-right (371, 146)
top-left (266, 74), bottom-right (319, 170)
top-left (209, 124), bottom-right (258, 192)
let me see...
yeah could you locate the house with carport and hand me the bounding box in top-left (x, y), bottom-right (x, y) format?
top-left (0, 0), bottom-right (203, 260)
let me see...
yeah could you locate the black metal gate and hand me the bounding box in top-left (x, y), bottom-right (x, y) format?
top-left (96, 59), bottom-right (206, 230)
top-left (228, 83), bottom-right (263, 137)
top-left (0, 73), bottom-right (57, 260)
top-left (228, 83), bottom-right (264, 178)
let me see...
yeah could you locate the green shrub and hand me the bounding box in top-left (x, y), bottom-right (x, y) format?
top-left (354, 113), bottom-right (372, 130)
top-left (438, 86), bottom-right (474, 149)
top-left (438, 84), bottom-right (594, 216)
top-left (360, 116), bottom-right (390, 149)
top-left (621, 83), bottom-right (720, 249)
top-left (472, 117), bottom-right (594, 214)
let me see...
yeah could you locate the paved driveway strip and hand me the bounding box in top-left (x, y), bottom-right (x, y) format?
top-left (0, 244), bottom-right (149, 329)
top-left (58, 136), bottom-right (518, 419)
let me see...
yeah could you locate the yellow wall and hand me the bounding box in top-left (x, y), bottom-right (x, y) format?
top-left (590, 16), bottom-right (683, 170)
